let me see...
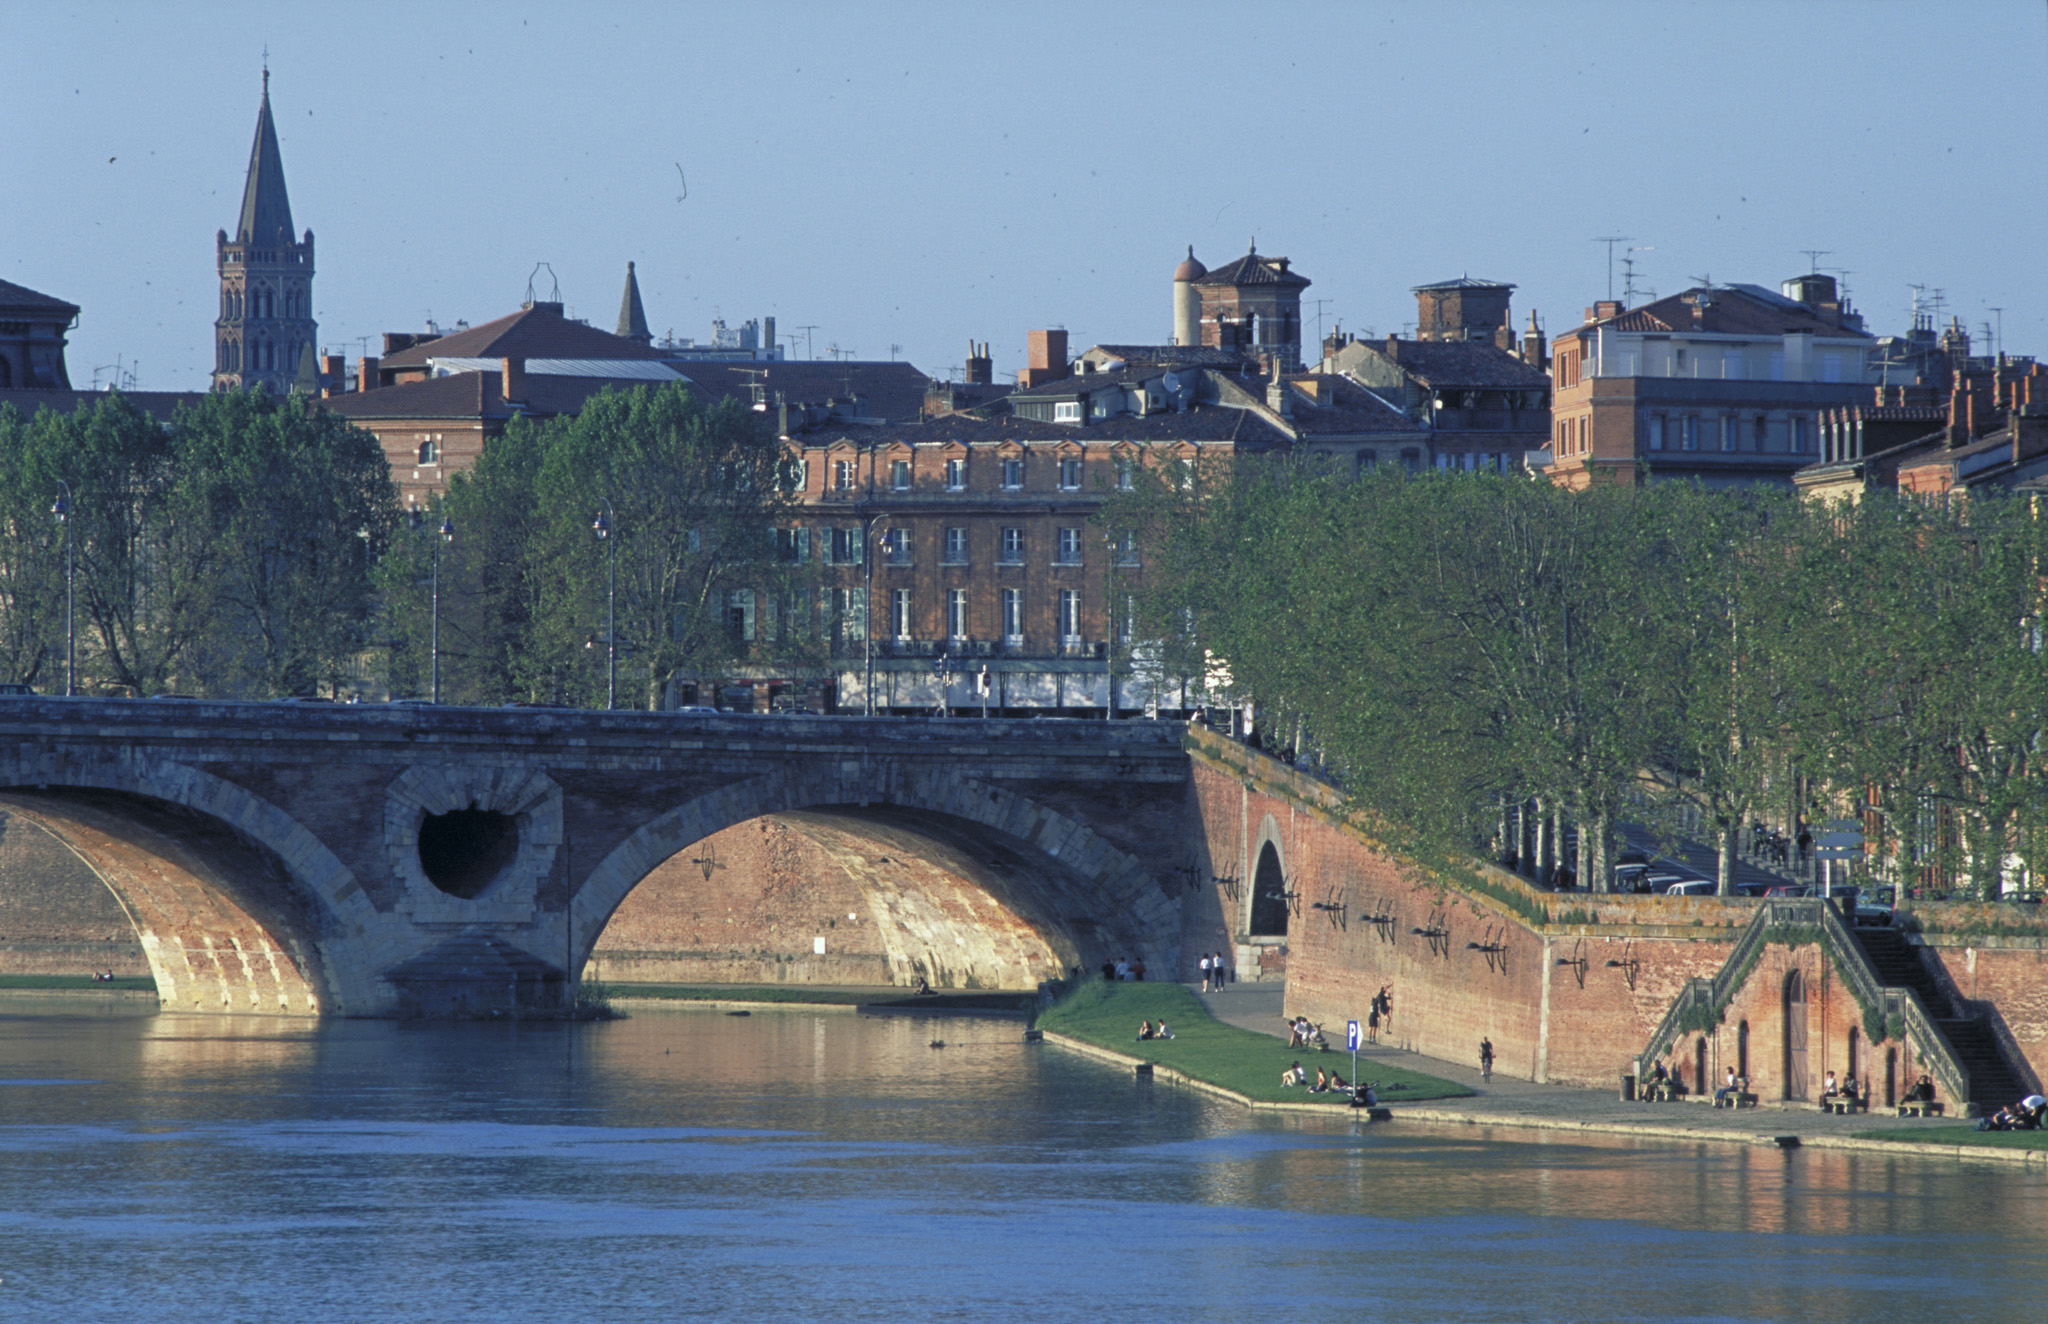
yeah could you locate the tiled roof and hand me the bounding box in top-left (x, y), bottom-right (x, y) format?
top-left (1413, 276), bottom-right (1514, 292)
top-left (791, 401), bottom-right (1290, 450)
top-left (1367, 339), bottom-right (1550, 389)
top-left (0, 388), bottom-right (204, 422)
top-left (323, 372), bottom-right (671, 423)
top-left (679, 361), bottom-right (933, 422)
top-left (0, 279), bottom-right (80, 315)
top-left (1085, 344), bottom-right (1251, 369)
top-left (1593, 286), bottom-right (1871, 340)
top-left (1280, 373), bottom-right (1424, 436)
top-left (379, 303), bottom-right (661, 369)
top-left (1009, 366), bottom-right (1162, 399)
top-left (1194, 248), bottom-right (1311, 289)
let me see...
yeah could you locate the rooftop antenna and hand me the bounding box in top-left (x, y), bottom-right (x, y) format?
top-left (1988, 306), bottom-right (2005, 358)
top-left (1307, 297), bottom-right (1333, 349)
top-left (791, 325), bottom-right (819, 360)
top-left (1621, 247), bottom-right (1653, 304)
top-left (889, 343), bottom-right (902, 362)
top-left (1908, 283), bottom-right (1931, 331)
top-left (1799, 249), bottom-right (1832, 275)
top-left (1593, 236), bottom-right (1632, 302)
top-left (1688, 272), bottom-right (1716, 291)
top-left (524, 262), bottom-right (560, 308)
top-left (1826, 268), bottom-right (1854, 303)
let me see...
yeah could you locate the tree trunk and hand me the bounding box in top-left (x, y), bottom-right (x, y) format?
top-left (1716, 814), bottom-right (1740, 897)
top-left (1579, 802), bottom-right (1598, 893)
top-left (1532, 799), bottom-right (1550, 883)
top-left (1593, 809), bottom-right (1611, 894)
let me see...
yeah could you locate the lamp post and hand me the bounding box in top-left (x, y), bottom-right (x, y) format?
top-left (50, 482), bottom-right (74, 697)
top-left (861, 510), bottom-right (888, 716)
top-left (418, 510), bottom-right (453, 703)
top-left (593, 500), bottom-right (616, 710)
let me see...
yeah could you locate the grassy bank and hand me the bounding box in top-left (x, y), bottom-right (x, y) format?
top-left (600, 984), bottom-right (1036, 1013)
top-left (1853, 1125), bottom-right (2048, 1151)
top-left (0, 974), bottom-right (156, 992)
top-left (1036, 980), bottom-right (1470, 1106)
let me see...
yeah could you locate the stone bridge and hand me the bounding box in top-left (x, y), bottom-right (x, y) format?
top-left (0, 699), bottom-right (1194, 1016)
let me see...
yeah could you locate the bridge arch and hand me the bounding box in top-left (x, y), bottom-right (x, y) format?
top-left (0, 751), bottom-right (382, 1015)
top-left (574, 765), bottom-right (1182, 983)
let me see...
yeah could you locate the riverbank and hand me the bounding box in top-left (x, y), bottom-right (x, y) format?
top-left (603, 983), bottom-right (1038, 1016)
top-left (1044, 981), bottom-right (2048, 1167)
top-left (0, 974), bottom-right (155, 991)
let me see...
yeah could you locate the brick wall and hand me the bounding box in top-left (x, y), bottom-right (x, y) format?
top-left (0, 809), bottom-right (149, 977)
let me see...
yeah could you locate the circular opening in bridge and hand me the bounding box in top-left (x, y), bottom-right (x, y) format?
top-left (417, 806), bottom-right (520, 899)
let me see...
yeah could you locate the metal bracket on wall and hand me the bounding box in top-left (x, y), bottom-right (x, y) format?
top-left (1365, 899), bottom-right (1399, 944)
top-left (1557, 937), bottom-right (1589, 989)
top-left (1467, 923), bottom-right (1509, 975)
top-left (1310, 887), bottom-right (1347, 931)
top-left (1606, 940), bottom-right (1641, 992)
top-left (1412, 909), bottom-right (1452, 959)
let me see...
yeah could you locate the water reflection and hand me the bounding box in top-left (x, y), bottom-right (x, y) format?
top-left (0, 1001), bottom-right (2040, 1322)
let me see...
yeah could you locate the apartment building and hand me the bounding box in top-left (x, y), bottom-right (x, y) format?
top-left (1543, 275), bottom-right (1878, 488)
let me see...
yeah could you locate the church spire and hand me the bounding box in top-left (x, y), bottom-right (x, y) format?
top-left (616, 261), bottom-right (651, 346)
top-left (236, 72), bottom-right (296, 250)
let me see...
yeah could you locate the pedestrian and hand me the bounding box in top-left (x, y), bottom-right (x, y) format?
top-left (1479, 1037), bottom-right (1494, 1082)
top-left (1198, 952), bottom-right (1212, 992)
top-left (1367, 1005), bottom-right (1380, 1044)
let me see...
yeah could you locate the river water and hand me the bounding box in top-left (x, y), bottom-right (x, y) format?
top-left (0, 1000), bottom-right (2041, 1323)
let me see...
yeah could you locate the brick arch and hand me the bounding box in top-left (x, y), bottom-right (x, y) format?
top-left (572, 765), bottom-right (1181, 976)
top-left (0, 752), bottom-right (382, 1014)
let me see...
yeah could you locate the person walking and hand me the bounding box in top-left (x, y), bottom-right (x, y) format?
top-left (1479, 1037), bottom-right (1495, 1082)
top-left (1198, 952), bottom-right (1212, 993)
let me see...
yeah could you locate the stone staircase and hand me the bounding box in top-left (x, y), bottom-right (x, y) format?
top-left (1852, 927), bottom-right (2027, 1109)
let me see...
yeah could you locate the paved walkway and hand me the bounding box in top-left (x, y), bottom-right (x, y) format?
top-left (1187, 982), bottom-right (2006, 1157)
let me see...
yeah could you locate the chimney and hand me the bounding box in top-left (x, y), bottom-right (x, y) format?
top-left (1520, 311), bottom-right (1547, 368)
top-left (1592, 300), bottom-right (1623, 321)
top-left (1266, 359), bottom-right (1294, 419)
top-left (501, 356), bottom-right (525, 403)
top-left (357, 355), bottom-right (379, 393)
top-left (1019, 329), bottom-right (1071, 388)
top-left (320, 353), bottom-right (345, 398)
top-left (965, 340), bottom-right (993, 386)
top-left (1383, 334), bottom-right (1400, 362)
top-left (763, 316), bottom-right (776, 358)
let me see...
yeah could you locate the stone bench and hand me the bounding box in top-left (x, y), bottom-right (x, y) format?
top-left (1713, 1091), bottom-right (1759, 1110)
top-left (1896, 1101), bottom-right (1945, 1118)
top-left (1818, 1097), bottom-right (1866, 1115)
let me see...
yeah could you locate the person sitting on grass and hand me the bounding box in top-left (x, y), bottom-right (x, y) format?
top-left (1328, 1071), bottom-right (1348, 1093)
top-left (1310, 1067), bottom-right (1328, 1093)
top-left (1154, 1020), bottom-right (1173, 1040)
top-left (1137, 1020), bottom-right (1154, 1042)
top-left (1281, 1061), bottom-right (1307, 1088)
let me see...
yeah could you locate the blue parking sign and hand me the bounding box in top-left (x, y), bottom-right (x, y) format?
top-left (1346, 1019), bottom-right (1361, 1052)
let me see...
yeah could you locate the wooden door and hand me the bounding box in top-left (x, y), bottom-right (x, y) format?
top-left (1784, 969), bottom-right (1809, 1100)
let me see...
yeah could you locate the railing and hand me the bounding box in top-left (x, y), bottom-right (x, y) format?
top-left (1635, 897), bottom-right (1971, 1105)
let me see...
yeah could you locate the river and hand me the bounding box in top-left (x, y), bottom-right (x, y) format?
top-left (0, 999), bottom-right (2041, 1322)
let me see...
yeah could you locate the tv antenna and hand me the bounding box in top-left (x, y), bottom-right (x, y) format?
top-left (524, 262), bottom-right (560, 307)
top-left (1799, 249), bottom-right (1832, 275)
top-left (1307, 297), bottom-right (1334, 349)
top-left (888, 343), bottom-right (902, 362)
top-left (790, 325), bottom-right (819, 360)
top-left (1593, 236), bottom-right (1632, 302)
top-left (1988, 306), bottom-right (2005, 358)
top-left (1622, 247), bottom-right (1654, 304)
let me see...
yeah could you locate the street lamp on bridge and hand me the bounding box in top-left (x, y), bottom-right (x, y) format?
top-left (593, 500), bottom-right (616, 710)
top-left (414, 510), bottom-right (454, 703)
top-left (50, 481), bottom-right (74, 697)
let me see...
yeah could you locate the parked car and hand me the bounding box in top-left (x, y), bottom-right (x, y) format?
top-left (1612, 863), bottom-right (1650, 892)
top-left (1854, 905), bottom-right (1895, 928)
top-left (1763, 884), bottom-right (1815, 898)
top-left (673, 704), bottom-right (720, 715)
top-left (1733, 880), bottom-right (1773, 897)
top-left (0, 682), bottom-right (36, 697)
top-left (1665, 879), bottom-right (1719, 897)
top-left (1643, 872), bottom-right (1686, 893)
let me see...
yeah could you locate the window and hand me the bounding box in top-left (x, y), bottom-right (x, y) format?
top-left (1056, 527), bottom-right (1082, 564)
top-left (1401, 448), bottom-right (1421, 472)
top-left (1822, 352), bottom-right (1842, 383)
top-left (1355, 451), bottom-right (1376, 474)
top-left (1725, 349), bottom-right (1745, 380)
top-left (1114, 532), bottom-right (1138, 566)
top-left (944, 457), bottom-right (966, 490)
top-left (1436, 453), bottom-right (1452, 472)
top-left (1053, 401), bottom-right (1081, 423)
top-left (1059, 589), bottom-right (1081, 644)
top-left (726, 590), bottom-right (756, 643)
top-left (1791, 417), bottom-right (1810, 453)
top-left (838, 587), bottom-right (866, 641)
top-left (885, 528), bottom-right (912, 565)
top-left (1753, 415), bottom-right (1768, 449)
top-left (1577, 416), bottom-right (1588, 454)
top-left (775, 528), bottom-right (809, 563)
top-left (1117, 593), bottom-right (1134, 644)
top-left (1682, 417), bottom-right (1699, 451)
top-left (828, 527), bottom-right (862, 565)
top-left (942, 527), bottom-right (968, 565)
top-left (1674, 346), bottom-right (1688, 376)
top-left (999, 527), bottom-right (1024, 565)
top-left (892, 588), bottom-right (912, 640)
top-left (890, 459), bottom-right (912, 490)
top-left (1177, 457), bottom-right (1196, 490)
top-left (1477, 452), bottom-right (1494, 473)
top-left (1769, 350), bottom-right (1786, 381)
top-left (776, 457), bottom-right (807, 493)
top-left (947, 588), bottom-right (968, 641)
top-left (1001, 457), bottom-right (1024, 489)
top-left (833, 459), bottom-right (855, 492)
top-left (417, 439), bottom-right (439, 465)
top-left (1002, 588), bottom-right (1023, 643)
top-left (1722, 417), bottom-right (1739, 452)
top-left (1647, 415), bottom-right (1665, 451)
top-left (1115, 457), bottom-right (1135, 490)
top-left (1059, 456), bottom-right (1083, 489)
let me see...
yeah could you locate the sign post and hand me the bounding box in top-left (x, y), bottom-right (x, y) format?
top-left (1347, 1019), bottom-right (1361, 1096)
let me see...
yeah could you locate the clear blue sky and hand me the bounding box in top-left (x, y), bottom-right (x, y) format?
top-left (5, 0), bottom-right (2045, 390)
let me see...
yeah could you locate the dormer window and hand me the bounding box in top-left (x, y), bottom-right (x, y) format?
top-left (1059, 457), bottom-right (1082, 490)
top-left (1053, 401), bottom-right (1081, 423)
top-left (944, 457), bottom-right (966, 491)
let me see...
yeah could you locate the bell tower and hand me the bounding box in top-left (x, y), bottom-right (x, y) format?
top-left (214, 69), bottom-right (316, 393)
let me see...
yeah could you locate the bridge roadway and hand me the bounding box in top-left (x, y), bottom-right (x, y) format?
top-left (0, 698), bottom-right (1194, 1017)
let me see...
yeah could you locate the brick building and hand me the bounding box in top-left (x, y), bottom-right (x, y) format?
top-left (1543, 275), bottom-right (1878, 488)
top-left (1171, 242), bottom-right (1312, 368)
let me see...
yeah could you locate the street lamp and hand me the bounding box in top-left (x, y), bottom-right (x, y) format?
top-left (593, 501), bottom-right (616, 710)
top-left (50, 482), bottom-right (74, 697)
top-left (861, 510), bottom-right (889, 716)
top-left (416, 510), bottom-right (454, 703)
